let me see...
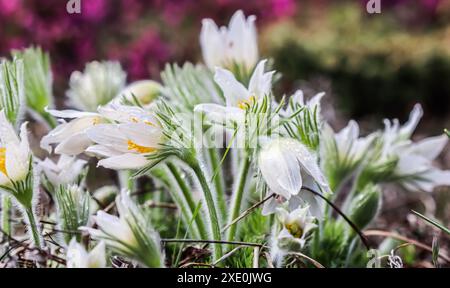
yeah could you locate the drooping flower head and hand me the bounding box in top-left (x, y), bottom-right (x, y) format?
top-left (258, 138), bottom-right (330, 217)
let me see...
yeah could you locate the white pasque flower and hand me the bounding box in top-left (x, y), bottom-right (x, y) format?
top-left (320, 120), bottom-right (376, 189)
top-left (259, 138), bottom-right (331, 217)
top-left (0, 110), bottom-right (31, 187)
top-left (85, 105), bottom-right (162, 170)
top-left (395, 134), bottom-right (450, 192)
top-left (375, 104), bottom-right (450, 192)
top-left (81, 189), bottom-right (164, 267)
top-left (379, 104), bottom-right (423, 160)
top-left (200, 10), bottom-right (258, 72)
top-left (67, 61), bottom-right (126, 112)
top-left (194, 59), bottom-right (274, 121)
top-left (40, 109), bottom-right (105, 155)
top-left (66, 238), bottom-right (106, 268)
top-left (276, 206), bottom-right (317, 249)
top-left (39, 155), bottom-right (87, 186)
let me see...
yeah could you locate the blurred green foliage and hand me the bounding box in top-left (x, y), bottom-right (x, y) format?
top-left (267, 4), bottom-right (450, 119)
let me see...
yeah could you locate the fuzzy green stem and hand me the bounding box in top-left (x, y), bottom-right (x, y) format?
top-left (1, 195), bottom-right (11, 236)
top-left (25, 207), bottom-right (41, 248)
top-left (187, 154), bottom-right (223, 260)
top-left (166, 162), bottom-right (208, 239)
top-left (226, 155), bottom-right (250, 246)
top-left (208, 148), bottom-right (226, 222)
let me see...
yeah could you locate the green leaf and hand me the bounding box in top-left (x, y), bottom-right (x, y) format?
top-left (0, 58), bottom-right (25, 127)
top-left (411, 210), bottom-right (450, 235)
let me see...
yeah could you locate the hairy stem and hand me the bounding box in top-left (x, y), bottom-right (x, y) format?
top-left (226, 155), bottom-right (251, 245)
top-left (166, 162), bottom-right (207, 239)
top-left (188, 154), bottom-right (223, 260)
top-left (1, 195), bottom-right (11, 236)
top-left (25, 207), bottom-right (41, 248)
top-left (208, 148), bottom-right (226, 222)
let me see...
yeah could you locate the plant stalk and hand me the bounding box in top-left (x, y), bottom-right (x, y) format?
top-left (188, 154), bottom-right (223, 260)
top-left (25, 207), bottom-right (41, 248)
top-left (226, 155), bottom-right (250, 245)
top-left (166, 162), bottom-right (208, 239)
top-left (1, 195), bottom-right (11, 236)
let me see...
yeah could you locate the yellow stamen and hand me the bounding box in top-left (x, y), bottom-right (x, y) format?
top-left (130, 117), bottom-right (155, 127)
top-left (127, 140), bottom-right (156, 154)
top-left (0, 147), bottom-right (7, 176)
top-left (92, 117), bottom-right (101, 125)
top-left (285, 222), bottom-right (303, 238)
top-left (237, 95), bottom-right (256, 110)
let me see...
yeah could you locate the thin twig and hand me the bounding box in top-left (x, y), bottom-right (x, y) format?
top-left (161, 238), bottom-right (264, 248)
top-left (253, 247), bottom-right (260, 268)
top-left (364, 229), bottom-right (450, 263)
top-left (222, 193), bottom-right (275, 232)
top-left (146, 200), bottom-right (178, 210)
top-left (289, 252), bottom-right (325, 268)
top-left (302, 187), bottom-right (371, 250)
top-left (179, 262), bottom-right (215, 268)
top-left (212, 245), bottom-right (245, 266)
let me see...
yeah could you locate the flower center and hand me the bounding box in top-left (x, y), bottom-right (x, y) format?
top-left (237, 95), bottom-right (256, 110)
top-left (127, 140), bottom-right (156, 154)
top-left (0, 147), bottom-right (7, 176)
top-left (285, 222), bottom-right (303, 238)
top-left (92, 117), bottom-right (102, 125)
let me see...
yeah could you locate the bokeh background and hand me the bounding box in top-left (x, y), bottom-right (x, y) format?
top-left (1, 0), bottom-right (450, 247)
top-left (1, 0), bottom-right (449, 121)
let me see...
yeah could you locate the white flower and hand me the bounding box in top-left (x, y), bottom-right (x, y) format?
top-left (66, 238), bottom-right (106, 268)
top-left (67, 61), bottom-right (126, 112)
top-left (0, 110), bottom-right (31, 187)
top-left (194, 59), bottom-right (273, 123)
top-left (200, 10), bottom-right (258, 72)
top-left (331, 121), bottom-right (375, 164)
top-left (39, 155), bottom-right (87, 186)
top-left (81, 189), bottom-right (164, 267)
top-left (85, 105), bottom-right (162, 170)
top-left (40, 109), bottom-right (105, 155)
top-left (276, 206), bottom-right (317, 249)
top-left (395, 134), bottom-right (450, 192)
top-left (258, 138), bottom-right (330, 217)
top-left (379, 104), bottom-right (423, 159)
top-left (370, 104), bottom-right (450, 192)
top-left (320, 120), bottom-right (376, 189)
top-left (113, 80), bottom-right (162, 107)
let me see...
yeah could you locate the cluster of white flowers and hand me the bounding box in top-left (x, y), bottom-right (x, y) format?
top-left (0, 10), bottom-right (448, 268)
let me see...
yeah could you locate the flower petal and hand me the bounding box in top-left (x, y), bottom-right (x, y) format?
top-left (97, 153), bottom-right (149, 170)
top-left (214, 67), bottom-right (249, 107)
